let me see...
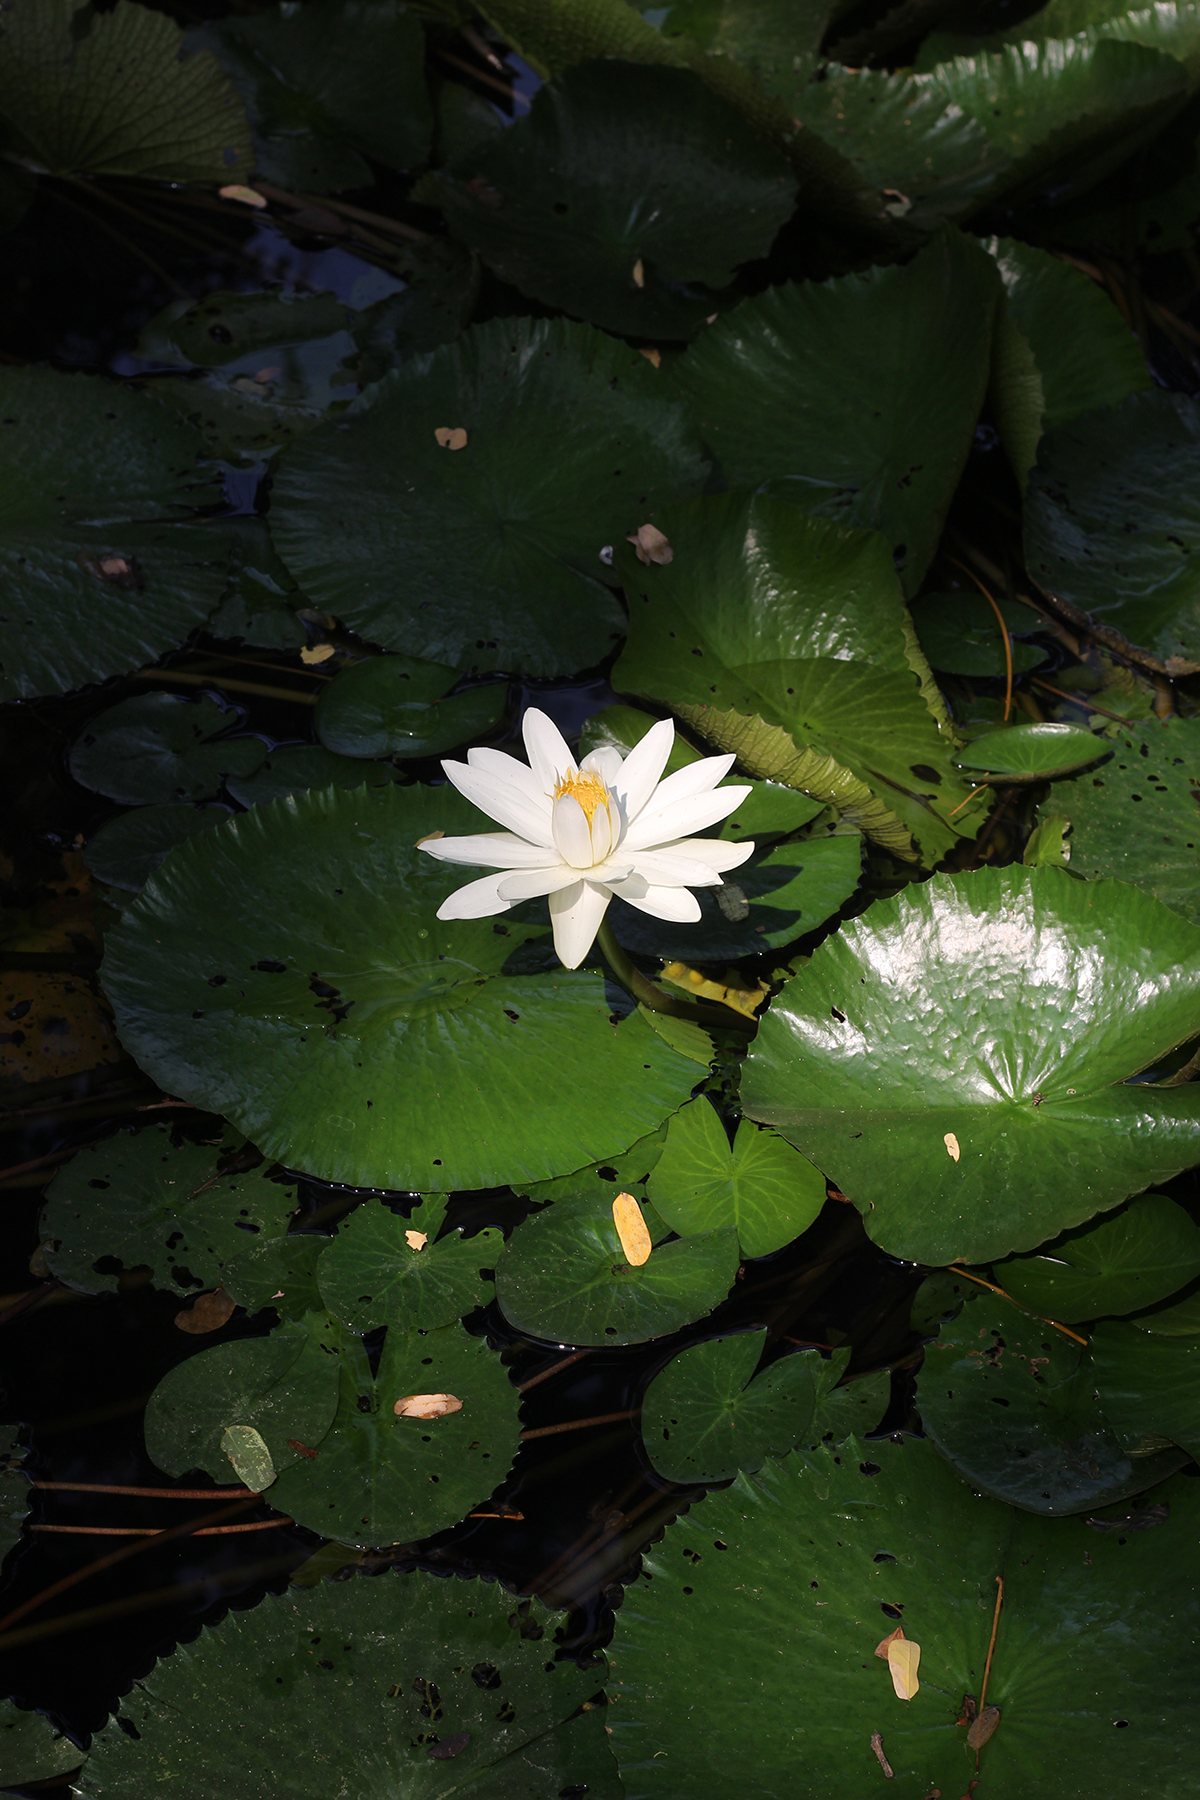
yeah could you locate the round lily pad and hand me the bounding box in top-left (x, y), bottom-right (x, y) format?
top-left (82, 1573), bottom-right (618, 1800)
top-left (100, 782), bottom-right (701, 1192)
top-left (0, 366), bottom-right (231, 702)
top-left (954, 721), bottom-right (1108, 782)
top-left (996, 1193), bottom-right (1200, 1322)
top-left (608, 1435), bottom-right (1200, 1799)
top-left (641, 1331), bottom-right (820, 1483)
top-left (70, 694), bottom-right (265, 804)
top-left (269, 1321), bottom-right (522, 1546)
top-left (316, 1195), bottom-right (500, 1333)
top-left (647, 1099), bottom-right (826, 1259)
top-left (315, 655), bottom-right (508, 759)
top-left (742, 866), bottom-right (1200, 1265)
top-left (1091, 1319), bottom-right (1200, 1461)
top-left (270, 316), bottom-right (708, 677)
top-left (917, 1294), bottom-right (1186, 1515)
top-left (224, 745), bottom-right (396, 808)
top-left (495, 1192), bottom-right (738, 1347)
top-left (83, 804), bottom-right (229, 893)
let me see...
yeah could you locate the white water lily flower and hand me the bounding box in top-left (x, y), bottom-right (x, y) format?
top-left (420, 708), bottom-right (756, 970)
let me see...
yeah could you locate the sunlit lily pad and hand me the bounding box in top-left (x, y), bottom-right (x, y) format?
top-left (996, 1193), bottom-right (1200, 1322)
top-left (316, 1196), bottom-right (500, 1333)
top-left (101, 783), bottom-right (700, 1192)
top-left (641, 1331), bottom-right (819, 1483)
top-left (495, 1192), bottom-right (738, 1346)
top-left (83, 804), bottom-right (229, 893)
top-left (315, 655), bottom-right (507, 759)
top-left (742, 866), bottom-right (1200, 1264)
top-left (647, 1099), bottom-right (826, 1258)
top-left (70, 694), bottom-right (265, 804)
top-left (953, 721), bottom-right (1108, 782)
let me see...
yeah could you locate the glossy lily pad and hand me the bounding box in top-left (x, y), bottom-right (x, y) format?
top-left (224, 745), bottom-right (396, 808)
top-left (641, 1331), bottom-right (819, 1483)
top-left (647, 1099), bottom-right (826, 1259)
top-left (996, 1193), bottom-right (1200, 1322)
top-left (70, 694), bottom-right (265, 804)
top-left (270, 316), bottom-right (707, 677)
top-left (101, 783), bottom-right (701, 1192)
top-left (315, 656), bottom-right (507, 759)
top-left (1091, 1318), bottom-right (1200, 1461)
top-left (316, 1196), bottom-right (500, 1333)
top-left (515, 1123), bottom-right (670, 1207)
top-left (917, 1293), bottom-right (1186, 1514)
top-left (495, 1191), bottom-right (738, 1346)
top-left (742, 865), bottom-right (1200, 1265)
top-left (607, 1435), bottom-right (1200, 1799)
top-left (83, 804), bottom-right (229, 893)
top-left (953, 721), bottom-right (1108, 781)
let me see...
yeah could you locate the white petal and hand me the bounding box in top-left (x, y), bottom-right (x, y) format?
top-left (436, 871), bottom-right (520, 919)
top-left (419, 832), bottom-right (560, 870)
top-left (549, 881), bottom-right (610, 969)
top-left (580, 745), bottom-right (623, 785)
top-left (522, 707), bottom-right (575, 794)
top-left (637, 755), bottom-right (737, 817)
top-left (662, 836), bottom-right (756, 874)
top-left (623, 783), bottom-right (752, 851)
top-left (497, 865), bottom-right (584, 901)
top-left (552, 792), bottom-right (596, 868)
top-left (617, 885), bottom-right (703, 923)
top-left (590, 798), bottom-right (613, 863)
top-left (441, 760), bottom-right (556, 847)
top-left (467, 747), bottom-right (554, 814)
top-left (624, 848), bottom-right (728, 888)
top-left (616, 717), bottom-right (675, 821)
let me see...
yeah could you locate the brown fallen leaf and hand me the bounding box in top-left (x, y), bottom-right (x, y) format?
top-left (887, 1636), bottom-right (920, 1701)
top-left (175, 1288), bottom-right (235, 1334)
top-left (874, 1625), bottom-right (905, 1660)
top-left (966, 1705), bottom-right (1000, 1751)
top-left (394, 1392), bottom-right (463, 1419)
top-left (405, 1229), bottom-right (428, 1251)
top-left (76, 550), bottom-right (143, 590)
top-left (632, 257), bottom-right (645, 288)
top-left (300, 643), bottom-right (336, 665)
top-left (219, 184), bottom-right (267, 208)
top-left (627, 522), bottom-right (672, 565)
top-left (869, 1731), bottom-right (894, 1778)
top-left (435, 426), bottom-right (468, 450)
top-left (612, 1192), bottom-right (652, 1267)
top-left (288, 1437), bottom-right (318, 1461)
top-left (955, 1693), bottom-right (977, 1727)
top-left (639, 347), bottom-right (661, 368)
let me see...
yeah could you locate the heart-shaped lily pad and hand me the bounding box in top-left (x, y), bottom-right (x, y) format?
top-left (911, 591), bottom-right (1050, 678)
top-left (270, 316), bottom-right (708, 677)
top-left (495, 1192), bottom-right (738, 1346)
top-left (83, 804), bottom-right (229, 894)
top-left (608, 1435), bottom-right (1200, 1799)
top-left (70, 694), bottom-right (265, 804)
top-left (641, 1331), bottom-right (820, 1483)
top-left (100, 782), bottom-right (701, 1192)
top-left (954, 721), bottom-right (1108, 782)
top-left (316, 1196), bottom-right (500, 1333)
top-left (647, 1099), bottom-right (826, 1258)
top-left (995, 1193), bottom-right (1200, 1322)
top-left (315, 655), bottom-right (507, 759)
top-left (917, 1293), bottom-right (1186, 1514)
top-left (742, 866), bottom-right (1200, 1264)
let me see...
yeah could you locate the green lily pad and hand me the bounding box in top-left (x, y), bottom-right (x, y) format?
top-left (917, 1293), bottom-right (1187, 1514)
top-left (0, 1701), bottom-right (81, 1789)
top-left (100, 783), bottom-right (700, 1192)
top-left (80, 1573), bottom-right (617, 1800)
top-left (70, 695), bottom-right (266, 805)
top-left (742, 865), bottom-right (1200, 1265)
top-left (612, 491), bottom-right (973, 864)
top-left (219, 1232), bottom-right (326, 1321)
top-left (432, 59), bottom-right (795, 339)
top-left (145, 1311), bottom-right (343, 1487)
top-left (953, 721), bottom-right (1108, 782)
top-left (224, 745), bottom-right (397, 808)
top-left (1025, 390), bottom-right (1200, 674)
top-left (641, 1331), bottom-right (819, 1483)
top-left (673, 229), bottom-right (998, 595)
top-left (315, 656), bottom-right (508, 759)
top-left (39, 1124), bottom-right (296, 1298)
top-left (1050, 717), bottom-right (1200, 925)
top-left (910, 592), bottom-right (1050, 678)
top-left (996, 1193), bottom-right (1200, 1322)
top-left (270, 316), bottom-right (707, 677)
top-left (1091, 1318), bottom-right (1200, 1460)
top-left (515, 1122), bottom-right (670, 1206)
top-left (141, 290), bottom-right (358, 370)
top-left (83, 804), bottom-right (229, 893)
top-left (1022, 811), bottom-right (1072, 868)
top-left (805, 1353), bottom-right (891, 1447)
top-left (1128, 1285), bottom-right (1200, 1335)
top-left (0, 1428), bottom-right (30, 1566)
top-left (0, 0), bottom-right (251, 181)
top-left (0, 366), bottom-right (230, 702)
top-left (495, 1191), bottom-right (738, 1346)
top-left (607, 1435), bottom-right (1200, 1799)
top-left (647, 1099), bottom-right (826, 1259)
top-left (316, 1196), bottom-right (501, 1332)
top-left (268, 1321), bottom-right (522, 1546)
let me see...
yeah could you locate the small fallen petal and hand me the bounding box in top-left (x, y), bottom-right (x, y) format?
top-left (435, 426), bottom-right (469, 450)
top-left (944, 1131), bottom-right (961, 1162)
top-left (887, 1636), bottom-right (920, 1701)
top-left (301, 643), bottom-right (336, 665)
top-left (613, 1192), bottom-right (652, 1266)
top-left (966, 1705), bottom-right (1000, 1751)
top-left (394, 1392), bottom-right (463, 1419)
top-left (870, 1731), bottom-right (894, 1778)
top-left (627, 522), bottom-right (673, 566)
top-left (640, 347), bottom-right (661, 367)
top-left (405, 1229), bottom-right (428, 1251)
top-left (632, 257), bottom-right (645, 288)
top-left (219, 184), bottom-right (268, 208)
top-left (176, 1288), bottom-right (235, 1334)
top-left (599, 544), bottom-right (614, 565)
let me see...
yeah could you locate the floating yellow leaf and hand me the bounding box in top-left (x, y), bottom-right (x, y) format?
top-left (613, 1191), bottom-right (652, 1266)
top-left (886, 1635), bottom-right (920, 1701)
top-left (627, 522), bottom-right (673, 565)
top-left (632, 257), bottom-right (645, 288)
top-left (944, 1131), bottom-right (961, 1162)
top-left (300, 643), bottom-right (336, 665)
top-left (967, 1704), bottom-right (1001, 1750)
top-left (405, 1229), bottom-right (428, 1251)
top-left (435, 426), bottom-right (468, 450)
top-left (394, 1392), bottom-right (463, 1419)
top-left (219, 184), bottom-right (267, 208)
top-left (220, 1424), bottom-right (275, 1492)
top-left (640, 347), bottom-right (661, 368)
top-left (661, 961), bottom-right (770, 1020)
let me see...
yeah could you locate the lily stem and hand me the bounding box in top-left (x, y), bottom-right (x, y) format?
top-left (595, 918), bottom-right (748, 1031)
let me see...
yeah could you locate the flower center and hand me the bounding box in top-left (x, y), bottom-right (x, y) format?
top-left (553, 769), bottom-right (610, 825)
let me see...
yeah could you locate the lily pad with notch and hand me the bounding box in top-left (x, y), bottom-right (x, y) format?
top-left (995, 1192), bottom-right (1200, 1322)
top-left (647, 1098), bottom-right (826, 1259)
top-left (910, 591), bottom-right (1051, 678)
top-left (953, 721), bottom-right (1108, 783)
top-left (315, 655), bottom-right (507, 760)
top-left (641, 1330), bottom-right (820, 1483)
top-left (70, 694), bottom-right (266, 805)
top-left (316, 1195), bottom-right (501, 1333)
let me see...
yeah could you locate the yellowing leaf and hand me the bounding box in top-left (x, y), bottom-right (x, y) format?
top-left (435, 426), bottom-right (469, 450)
top-left (627, 522), bottom-right (673, 565)
top-left (300, 643), bottom-right (336, 665)
top-left (219, 185), bottom-right (267, 208)
top-left (613, 1191), bottom-right (652, 1266)
top-left (944, 1131), bottom-right (961, 1162)
top-left (394, 1392), bottom-right (463, 1419)
top-left (886, 1635), bottom-right (920, 1701)
top-left (632, 258), bottom-right (645, 288)
top-left (640, 347), bottom-right (661, 368)
top-left (220, 1424), bottom-right (275, 1491)
top-left (405, 1229), bottom-right (428, 1251)
top-left (661, 961), bottom-right (769, 1020)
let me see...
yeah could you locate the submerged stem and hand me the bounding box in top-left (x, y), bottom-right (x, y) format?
top-left (594, 917), bottom-right (749, 1031)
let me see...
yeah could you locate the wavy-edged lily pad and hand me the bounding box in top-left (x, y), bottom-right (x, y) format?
top-left (607, 1435), bottom-right (1200, 1799)
top-left (673, 229), bottom-right (998, 594)
top-left (83, 804), bottom-right (229, 893)
top-left (271, 316), bottom-right (707, 677)
top-left (742, 866), bottom-right (1200, 1265)
top-left (996, 1193), bottom-right (1200, 1322)
top-left (101, 782), bottom-right (701, 1192)
top-left (224, 745), bottom-right (396, 808)
top-left (1092, 1318), bottom-right (1200, 1461)
top-left (641, 1330), bottom-right (819, 1482)
top-left (647, 1099), bottom-right (826, 1259)
top-left (432, 59), bottom-right (795, 339)
top-left (70, 695), bottom-right (265, 804)
top-left (269, 1321), bottom-right (521, 1546)
top-left (316, 1196), bottom-right (500, 1333)
top-left (495, 1192), bottom-right (738, 1346)
top-left (917, 1293), bottom-right (1186, 1514)
top-left (910, 591), bottom-right (1050, 677)
top-left (1025, 390), bottom-right (1200, 674)
top-left (0, 366), bottom-right (230, 702)
top-left (80, 1572), bottom-right (618, 1800)
top-left (0, 1702), bottom-right (81, 1789)
top-left (39, 1124), bottom-right (296, 1298)
top-left (953, 720), bottom-right (1108, 782)
top-left (315, 656), bottom-right (507, 759)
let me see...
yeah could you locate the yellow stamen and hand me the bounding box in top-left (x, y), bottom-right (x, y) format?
top-left (553, 769), bottom-right (610, 824)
